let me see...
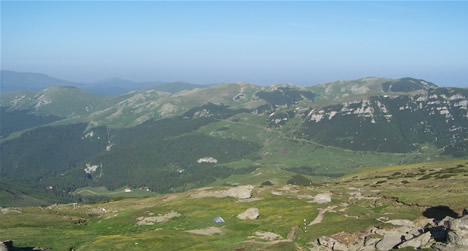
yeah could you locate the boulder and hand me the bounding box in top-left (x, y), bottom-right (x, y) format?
top-left (447, 231), bottom-right (468, 247)
top-left (318, 236), bottom-right (347, 251)
top-left (445, 215), bottom-right (468, 247)
top-left (237, 208), bottom-right (259, 220)
top-left (376, 232), bottom-right (403, 250)
top-left (399, 231), bottom-right (431, 249)
top-left (225, 185), bottom-right (254, 199)
top-left (440, 216), bottom-right (455, 227)
top-left (0, 241), bottom-right (13, 251)
top-left (447, 215), bottom-right (468, 231)
top-left (311, 193), bottom-right (332, 204)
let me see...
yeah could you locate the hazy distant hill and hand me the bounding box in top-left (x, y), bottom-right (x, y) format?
top-left (0, 70), bottom-right (83, 92)
top-left (85, 78), bottom-right (205, 96)
top-left (0, 70), bottom-right (205, 96)
top-left (308, 77), bottom-right (438, 102)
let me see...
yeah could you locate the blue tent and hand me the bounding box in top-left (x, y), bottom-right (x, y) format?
top-left (213, 217), bottom-right (225, 223)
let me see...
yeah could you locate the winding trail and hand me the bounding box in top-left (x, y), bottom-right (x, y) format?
top-left (308, 205), bottom-right (337, 226)
top-left (287, 226), bottom-right (300, 240)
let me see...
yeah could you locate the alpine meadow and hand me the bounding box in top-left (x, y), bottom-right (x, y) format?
top-left (1, 1), bottom-right (468, 251)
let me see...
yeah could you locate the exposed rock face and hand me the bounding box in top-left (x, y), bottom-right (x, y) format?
top-left (226, 185), bottom-right (254, 199)
top-left (237, 208), bottom-right (259, 220)
top-left (447, 215), bottom-right (468, 231)
top-left (318, 236), bottom-right (347, 251)
top-left (447, 231), bottom-right (468, 247)
top-left (316, 219), bottom-right (433, 251)
top-left (445, 215), bottom-right (468, 247)
top-left (399, 231), bottom-right (431, 249)
top-left (310, 193), bottom-right (331, 204)
top-left (316, 215), bottom-right (468, 251)
top-left (375, 231), bottom-right (403, 250)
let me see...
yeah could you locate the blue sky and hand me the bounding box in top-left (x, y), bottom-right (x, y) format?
top-left (2, 1), bottom-right (468, 87)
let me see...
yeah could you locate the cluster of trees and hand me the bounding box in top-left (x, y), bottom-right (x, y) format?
top-left (0, 108), bottom-right (62, 138)
top-left (0, 105), bottom-right (261, 204)
top-left (255, 87), bottom-right (316, 106)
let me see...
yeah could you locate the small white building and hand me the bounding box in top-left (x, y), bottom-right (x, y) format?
top-left (124, 188), bottom-right (132, 193)
top-left (197, 157), bottom-right (218, 164)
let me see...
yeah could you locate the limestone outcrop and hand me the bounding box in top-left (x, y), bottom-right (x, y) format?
top-left (237, 208), bottom-right (259, 220)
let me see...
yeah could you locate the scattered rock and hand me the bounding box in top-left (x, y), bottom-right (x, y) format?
top-left (87, 208), bottom-right (107, 217)
top-left (136, 211), bottom-right (181, 225)
top-left (191, 185), bottom-right (254, 199)
top-left (309, 193), bottom-right (332, 204)
top-left (0, 208), bottom-right (21, 215)
top-left (254, 231), bottom-right (282, 241)
top-left (331, 231), bottom-right (361, 247)
top-left (271, 191), bottom-right (282, 196)
top-left (375, 232), bottom-right (402, 250)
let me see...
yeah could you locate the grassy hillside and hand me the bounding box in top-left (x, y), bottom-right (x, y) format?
top-left (1, 159), bottom-right (467, 250)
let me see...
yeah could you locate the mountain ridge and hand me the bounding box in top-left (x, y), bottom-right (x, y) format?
top-left (1, 72), bottom-right (466, 207)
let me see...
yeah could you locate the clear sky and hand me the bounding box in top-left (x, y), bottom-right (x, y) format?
top-left (2, 1), bottom-right (468, 87)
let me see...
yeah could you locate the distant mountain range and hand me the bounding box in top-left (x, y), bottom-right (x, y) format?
top-left (1, 70), bottom-right (466, 206)
top-left (0, 70), bottom-right (205, 96)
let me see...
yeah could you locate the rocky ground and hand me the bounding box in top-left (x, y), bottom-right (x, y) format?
top-left (1, 160), bottom-right (468, 250)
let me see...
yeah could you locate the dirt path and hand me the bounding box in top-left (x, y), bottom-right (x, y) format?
top-left (308, 205), bottom-right (337, 226)
top-left (75, 189), bottom-right (98, 195)
top-left (287, 226), bottom-right (300, 240)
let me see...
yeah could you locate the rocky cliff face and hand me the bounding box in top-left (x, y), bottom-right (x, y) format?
top-left (291, 88), bottom-right (468, 153)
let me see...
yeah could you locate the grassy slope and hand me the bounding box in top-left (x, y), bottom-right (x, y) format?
top-left (1, 159), bottom-right (467, 250)
top-left (73, 186), bottom-right (159, 198)
top-left (197, 112), bottom-right (455, 185)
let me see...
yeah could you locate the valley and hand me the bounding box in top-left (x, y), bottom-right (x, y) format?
top-left (1, 73), bottom-right (467, 250)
